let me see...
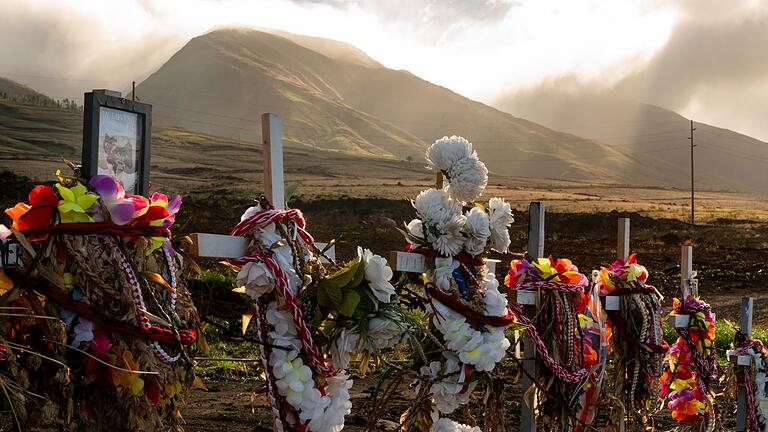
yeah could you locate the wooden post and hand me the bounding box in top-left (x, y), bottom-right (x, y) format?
top-left (617, 218), bottom-right (630, 262)
top-left (735, 297), bottom-right (754, 432)
top-left (681, 245), bottom-right (693, 299)
top-left (435, 172), bottom-right (444, 189)
top-left (262, 113), bottom-right (284, 209)
top-left (520, 201), bottom-right (544, 432)
top-left (670, 246), bottom-right (695, 328)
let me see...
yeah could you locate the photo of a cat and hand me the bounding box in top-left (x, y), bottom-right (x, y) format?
top-left (97, 107), bottom-right (141, 194)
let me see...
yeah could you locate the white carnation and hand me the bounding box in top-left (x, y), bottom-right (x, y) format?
top-left (488, 197), bottom-right (514, 253)
top-left (463, 207), bottom-right (490, 256)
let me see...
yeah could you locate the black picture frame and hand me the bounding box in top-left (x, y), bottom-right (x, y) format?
top-left (82, 90), bottom-right (152, 196)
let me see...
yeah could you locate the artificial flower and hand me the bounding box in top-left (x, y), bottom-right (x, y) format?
top-left (358, 315), bottom-right (403, 351)
top-left (236, 261), bottom-right (274, 299)
top-left (330, 327), bottom-right (360, 369)
top-left (425, 136), bottom-right (488, 202)
top-left (71, 318), bottom-right (94, 347)
top-left (0, 224), bottom-right (11, 239)
top-left (5, 185), bottom-right (59, 232)
top-left (55, 183), bottom-right (98, 223)
top-left (89, 175), bottom-right (148, 225)
top-left (488, 197), bottom-right (513, 253)
top-left (359, 247), bottom-right (395, 303)
top-left (0, 270), bottom-right (12, 296)
top-left (463, 207), bottom-right (490, 256)
top-left (432, 417), bottom-right (481, 432)
top-left (406, 218), bottom-right (424, 242)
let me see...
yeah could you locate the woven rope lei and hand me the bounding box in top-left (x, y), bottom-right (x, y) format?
top-left (229, 207), bottom-right (341, 430)
top-left (733, 339), bottom-right (767, 431)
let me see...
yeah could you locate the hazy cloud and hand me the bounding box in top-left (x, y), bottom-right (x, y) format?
top-left (497, 0), bottom-right (768, 140)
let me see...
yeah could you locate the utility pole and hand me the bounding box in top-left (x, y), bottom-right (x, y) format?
top-left (689, 119), bottom-right (696, 225)
top-left (132, 81), bottom-right (136, 102)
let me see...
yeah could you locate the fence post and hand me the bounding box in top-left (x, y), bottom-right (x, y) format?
top-left (520, 201), bottom-right (544, 432)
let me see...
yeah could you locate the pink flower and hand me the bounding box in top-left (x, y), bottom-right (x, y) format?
top-left (89, 175), bottom-right (148, 225)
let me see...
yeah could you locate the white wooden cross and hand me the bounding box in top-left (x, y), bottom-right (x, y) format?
top-left (189, 113), bottom-right (334, 260)
top-left (669, 245), bottom-right (697, 328)
top-left (516, 201), bottom-right (544, 432)
top-left (731, 297), bottom-right (754, 432)
top-left (603, 217), bottom-right (631, 312)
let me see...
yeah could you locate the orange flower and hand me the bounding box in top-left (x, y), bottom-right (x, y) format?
top-left (5, 202), bottom-right (30, 231)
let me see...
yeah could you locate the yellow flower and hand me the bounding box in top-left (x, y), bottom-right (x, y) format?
top-left (0, 270), bottom-right (13, 296)
top-left (56, 183), bottom-right (98, 223)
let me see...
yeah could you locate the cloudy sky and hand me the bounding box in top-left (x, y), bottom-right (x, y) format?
top-left (1, 0), bottom-right (766, 140)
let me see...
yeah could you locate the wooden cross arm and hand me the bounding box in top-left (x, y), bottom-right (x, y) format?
top-left (389, 251), bottom-right (500, 275)
top-left (189, 233), bottom-right (335, 260)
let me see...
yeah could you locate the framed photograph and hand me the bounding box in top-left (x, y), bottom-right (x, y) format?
top-left (82, 90), bottom-right (152, 196)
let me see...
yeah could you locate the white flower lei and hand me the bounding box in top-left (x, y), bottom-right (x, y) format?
top-left (428, 263), bottom-right (510, 372)
top-left (235, 206), bottom-right (353, 432)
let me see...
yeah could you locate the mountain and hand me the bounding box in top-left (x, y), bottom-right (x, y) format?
top-left (134, 28), bottom-right (635, 182)
top-left (0, 76), bottom-right (53, 101)
top-left (496, 90), bottom-right (768, 193)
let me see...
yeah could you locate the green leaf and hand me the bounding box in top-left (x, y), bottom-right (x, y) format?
top-left (321, 259), bottom-right (361, 289)
top-left (339, 290), bottom-right (361, 317)
top-left (353, 287), bottom-right (378, 319)
top-left (317, 286), bottom-right (332, 308)
top-left (285, 184), bottom-right (298, 204)
top-left (325, 285), bottom-right (343, 309)
top-left (350, 258), bottom-right (366, 288)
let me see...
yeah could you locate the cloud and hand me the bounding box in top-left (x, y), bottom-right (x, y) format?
top-left (496, 0), bottom-right (768, 140)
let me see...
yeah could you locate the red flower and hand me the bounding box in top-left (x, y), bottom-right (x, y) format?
top-left (4, 185), bottom-right (59, 233)
top-left (145, 380), bottom-right (163, 405)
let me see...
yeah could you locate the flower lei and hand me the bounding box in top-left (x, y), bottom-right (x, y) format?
top-left (660, 296), bottom-right (717, 428)
top-left (505, 256), bottom-right (606, 430)
top-left (232, 202), bottom-right (405, 431)
top-left (1, 172), bottom-right (196, 430)
top-left (401, 136), bottom-right (515, 431)
top-left (595, 253), bottom-right (667, 419)
top-left (728, 339), bottom-right (768, 432)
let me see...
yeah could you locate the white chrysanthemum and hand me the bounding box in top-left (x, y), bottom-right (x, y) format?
top-left (358, 247), bottom-right (396, 303)
top-left (414, 188), bottom-right (462, 223)
top-left (488, 197), bottom-right (514, 253)
top-left (425, 136), bottom-right (488, 202)
top-left (432, 418), bottom-right (481, 432)
top-left (426, 136), bottom-right (473, 172)
top-left (330, 327), bottom-right (360, 369)
top-left (445, 155), bottom-right (488, 202)
top-left (463, 207), bottom-right (490, 256)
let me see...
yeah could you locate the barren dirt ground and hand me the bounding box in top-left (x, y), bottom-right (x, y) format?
top-left (2, 170), bottom-right (766, 431)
